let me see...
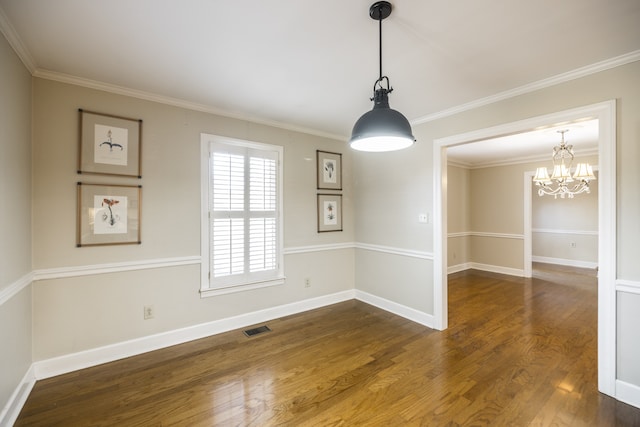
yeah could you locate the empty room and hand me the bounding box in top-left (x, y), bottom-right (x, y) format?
top-left (2, 1), bottom-right (640, 425)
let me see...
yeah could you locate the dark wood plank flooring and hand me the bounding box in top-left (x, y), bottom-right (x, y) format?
top-left (16, 264), bottom-right (640, 426)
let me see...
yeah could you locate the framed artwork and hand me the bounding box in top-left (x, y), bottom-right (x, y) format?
top-left (317, 194), bottom-right (343, 232)
top-left (78, 109), bottom-right (143, 178)
top-left (77, 182), bottom-right (142, 247)
top-left (317, 150), bottom-right (342, 190)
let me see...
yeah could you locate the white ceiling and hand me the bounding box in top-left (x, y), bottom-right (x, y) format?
top-left (1, 0), bottom-right (639, 144)
top-left (447, 119), bottom-right (600, 168)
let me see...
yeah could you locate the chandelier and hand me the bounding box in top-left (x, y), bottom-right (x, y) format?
top-left (533, 130), bottom-right (596, 198)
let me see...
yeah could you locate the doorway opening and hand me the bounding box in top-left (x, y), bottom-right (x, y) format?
top-left (432, 100), bottom-right (616, 397)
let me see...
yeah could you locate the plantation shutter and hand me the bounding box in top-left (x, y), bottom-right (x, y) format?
top-left (209, 142), bottom-right (280, 289)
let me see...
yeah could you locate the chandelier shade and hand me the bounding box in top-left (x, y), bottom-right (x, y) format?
top-left (573, 162), bottom-right (595, 180)
top-left (349, 1), bottom-right (415, 152)
top-left (533, 129), bottom-right (596, 198)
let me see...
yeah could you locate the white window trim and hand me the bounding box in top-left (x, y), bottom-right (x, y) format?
top-left (200, 133), bottom-right (285, 297)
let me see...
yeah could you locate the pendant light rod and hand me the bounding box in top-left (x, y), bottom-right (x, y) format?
top-left (378, 13), bottom-right (383, 80)
top-left (370, 1), bottom-right (392, 85)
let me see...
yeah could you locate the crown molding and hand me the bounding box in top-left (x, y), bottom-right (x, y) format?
top-left (0, 5), bottom-right (35, 73)
top-left (457, 147), bottom-right (600, 170)
top-left (413, 50), bottom-right (640, 125)
top-left (448, 147), bottom-right (599, 170)
top-left (37, 49), bottom-right (638, 141)
top-left (32, 69), bottom-right (347, 142)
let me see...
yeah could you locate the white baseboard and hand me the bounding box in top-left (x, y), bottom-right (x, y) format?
top-left (34, 290), bottom-right (355, 380)
top-left (445, 262), bottom-right (524, 277)
top-left (532, 256), bottom-right (598, 269)
top-left (450, 259), bottom-right (599, 276)
top-left (355, 290), bottom-right (434, 328)
top-left (467, 262), bottom-right (525, 277)
top-left (448, 263), bottom-right (471, 274)
top-left (0, 364), bottom-right (35, 427)
top-left (616, 379), bottom-right (640, 409)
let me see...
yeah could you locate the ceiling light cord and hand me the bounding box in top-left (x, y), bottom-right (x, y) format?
top-left (378, 15), bottom-right (383, 81)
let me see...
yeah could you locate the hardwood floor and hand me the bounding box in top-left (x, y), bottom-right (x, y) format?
top-left (16, 265), bottom-right (640, 426)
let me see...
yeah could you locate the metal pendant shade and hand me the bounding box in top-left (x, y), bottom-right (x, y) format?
top-left (350, 1), bottom-right (415, 152)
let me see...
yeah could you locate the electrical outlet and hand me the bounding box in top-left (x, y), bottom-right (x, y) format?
top-left (304, 278), bottom-right (311, 288)
top-left (143, 305), bottom-right (154, 320)
top-left (418, 213), bottom-right (429, 224)
top-left (570, 242), bottom-right (577, 248)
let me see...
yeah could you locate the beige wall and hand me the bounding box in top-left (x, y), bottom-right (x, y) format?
top-left (447, 166), bottom-right (471, 267)
top-left (31, 78), bottom-right (355, 360)
top-left (0, 32), bottom-right (32, 416)
top-left (354, 60), bottom-right (640, 386)
top-left (353, 146), bottom-right (433, 313)
top-left (468, 163), bottom-right (527, 271)
top-left (447, 165), bottom-right (470, 233)
top-left (448, 156), bottom-right (597, 271)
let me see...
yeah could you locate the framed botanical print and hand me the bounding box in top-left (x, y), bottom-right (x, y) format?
top-left (317, 194), bottom-right (342, 232)
top-left (77, 182), bottom-right (142, 247)
top-left (78, 109), bottom-right (142, 178)
top-left (317, 150), bottom-right (342, 190)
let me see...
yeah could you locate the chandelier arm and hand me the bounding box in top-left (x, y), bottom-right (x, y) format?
top-left (569, 182), bottom-right (591, 194)
top-left (536, 180), bottom-right (590, 198)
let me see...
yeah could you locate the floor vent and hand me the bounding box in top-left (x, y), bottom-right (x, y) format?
top-left (243, 325), bottom-right (271, 337)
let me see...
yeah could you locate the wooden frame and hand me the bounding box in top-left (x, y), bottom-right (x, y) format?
top-left (77, 182), bottom-right (142, 247)
top-left (316, 150), bottom-right (342, 190)
top-left (78, 109), bottom-right (143, 178)
top-left (317, 194), bottom-right (342, 232)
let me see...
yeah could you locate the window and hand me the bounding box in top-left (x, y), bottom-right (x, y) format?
top-left (201, 134), bottom-right (284, 296)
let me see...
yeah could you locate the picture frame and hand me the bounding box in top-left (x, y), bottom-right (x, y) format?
top-left (78, 109), bottom-right (143, 178)
top-left (77, 182), bottom-right (142, 247)
top-left (317, 194), bottom-right (343, 232)
top-left (317, 150), bottom-right (342, 190)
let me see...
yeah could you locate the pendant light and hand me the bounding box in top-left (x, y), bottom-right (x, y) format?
top-left (350, 1), bottom-right (415, 152)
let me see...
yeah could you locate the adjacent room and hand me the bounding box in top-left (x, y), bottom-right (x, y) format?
top-left (2, 1), bottom-right (640, 425)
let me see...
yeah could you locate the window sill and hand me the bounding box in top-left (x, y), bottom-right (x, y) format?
top-left (200, 277), bottom-right (285, 298)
